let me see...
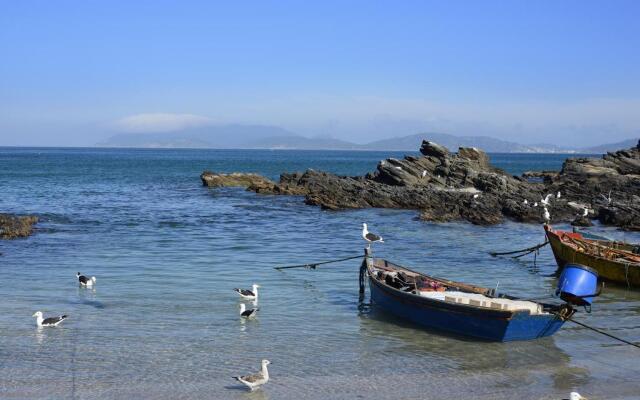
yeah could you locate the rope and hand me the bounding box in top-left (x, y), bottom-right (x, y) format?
top-left (566, 317), bottom-right (640, 349)
top-left (274, 254), bottom-right (365, 270)
top-left (490, 240), bottom-right (549, 257)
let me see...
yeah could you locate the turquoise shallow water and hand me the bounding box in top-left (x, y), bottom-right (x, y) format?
top-left (1, 148), bottom-right (639, 399)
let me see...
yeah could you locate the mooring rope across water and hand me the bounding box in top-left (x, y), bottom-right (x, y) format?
top-left (489, 240), bottom-right (549, 258)
top-left (274, 254), bottom-right (365, 270)
top-left (566, 317), bottom-right (640, 349)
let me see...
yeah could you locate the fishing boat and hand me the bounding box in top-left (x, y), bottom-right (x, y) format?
top-left (360, 249), bottom-right (583, 342)
top-left (544, 225), bottom-right (640, 288)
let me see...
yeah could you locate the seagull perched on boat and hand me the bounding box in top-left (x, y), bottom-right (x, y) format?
top-left (77, 272), bottom-right (96, 287)
top-left (362, 223), bottom-right (384, 247)
top-left (234, 284), bottom-right (260, 300)
top-left (543, 206), bottom-right (551, 224)
top-left (239, 303), bottom-right (258, 319)
top-left (541, 194), bottom-right (553, 206)
top-left (32, 311), bottom-right (67, 327)
top-left (233, 359), bottom-right (271, 391)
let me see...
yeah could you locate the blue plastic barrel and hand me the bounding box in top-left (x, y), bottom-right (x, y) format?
top-left (556, 264), bottom-right (599, 306)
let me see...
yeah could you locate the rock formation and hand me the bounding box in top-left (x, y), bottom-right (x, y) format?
top-left (0, 214), bottom-right (38, 239)
top-left (201, 139), bottom-right (640, 229)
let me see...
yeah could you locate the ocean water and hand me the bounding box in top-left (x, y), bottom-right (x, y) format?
top-left (1, 148), bottom-right (638, 400)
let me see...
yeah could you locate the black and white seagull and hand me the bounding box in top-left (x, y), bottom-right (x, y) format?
top-left (77, 272), bottom-right (96, 287)
top-left (32, 311), bottom-right (67, 327)
top-left (541, 194), bottom-right (553, 206)
top-left (234, 284), bottom-right (260, 300)
top-left (233, 359), bottom-right (271, 391)
top-left (362, 223), bottom-right (383, 247)
top-left (239, 303), bottom-right (259, 319)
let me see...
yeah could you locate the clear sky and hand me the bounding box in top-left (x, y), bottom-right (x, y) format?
top-left (1, 1), bottom-right (639, 147)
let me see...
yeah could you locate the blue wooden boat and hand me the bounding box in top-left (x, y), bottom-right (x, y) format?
top-left (361, 252), bottom-right (575, 342)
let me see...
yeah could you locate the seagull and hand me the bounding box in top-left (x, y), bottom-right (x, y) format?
top-left (523, 199), bottom-right (528, 205)
top-left (564, 392), bottom-right (588, 400)
top-left (541, 194), bottom-right (553, 206)
top-left (32, 311), bottom-right (67, 327)
top-left (473, 194), bottom-right (479, 199)
top-left (239, 303), bottom-right (258, 319)
top-left (362, 223), bottom-right (383, 247)
top-left (394, 166), bottom-right (403, 170)
top-left (421, 170), bottom-right (427, 178)
top-left (533, 202), bottom-right (538, 207)
top-left (601, 190), bottom-right (612, 204)
top-left (543, 206), bottom-right (551, 224)
top-left (233, 359), bottom-right (271, 391)
top-left (77, 272), bottom-right (96, 287)
top-left (556, 191), bottom-right (561, 199)
top-left (234, 284), bottom-right (260, 300)
top-left (582, 208), bottom-right (589, 217)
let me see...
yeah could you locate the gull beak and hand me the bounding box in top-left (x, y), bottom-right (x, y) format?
top-left (32, 313), bottom-right (37, 317)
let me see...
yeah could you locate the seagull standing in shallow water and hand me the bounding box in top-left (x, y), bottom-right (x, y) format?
top-left (233, 359), bottom-right (271, 391)
top-left (234, 284), bottom-right (259, 300)
top-left (362, 223), bottom-right (384, 248)
top-left (239, 303), bottom-right (258, 319)
top-left (564, 392), bottom-right (588, 400)
top-left (32, 311), bottom-right (67, 327)
top-left (77, 272), bottom-right (96, 287)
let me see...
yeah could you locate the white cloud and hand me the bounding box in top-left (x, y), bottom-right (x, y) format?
top-left (114, 113), bottom-right (213, 132)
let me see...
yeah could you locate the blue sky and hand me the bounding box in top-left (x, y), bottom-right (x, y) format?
top-left (1, 1), bottom-right (639, 146)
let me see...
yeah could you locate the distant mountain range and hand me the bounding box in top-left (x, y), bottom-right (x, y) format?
top-left (97, 125), bottom-right (638, 154)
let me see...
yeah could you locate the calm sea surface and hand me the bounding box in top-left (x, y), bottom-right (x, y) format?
top-left (1, 148), bottom-right (638, 399)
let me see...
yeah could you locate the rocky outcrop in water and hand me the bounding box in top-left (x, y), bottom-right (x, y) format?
top-left (201, 139), bottom-right (640, 229)
top-left (0, 214), bottom-right (38, 239)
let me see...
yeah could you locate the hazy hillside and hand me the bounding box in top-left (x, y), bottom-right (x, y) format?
top-left (582, 138), bottom-right (638, 153)
top-left (97, 124), bottom-right (298, 149)
top-left (98, 126), bottom-right (636, 153)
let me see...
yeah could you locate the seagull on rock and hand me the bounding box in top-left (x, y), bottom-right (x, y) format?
top-left (362, 223), bottom-right (383, 247)
top-left (543, 206), bottom-right (551, 224)
top-left (533, 202), bottom-right (538, 207)
top-left (239, 303), bottom-right (258, 319)
top-left (582, 208), bottom-right (589, 217)
top-left (234, 284), bottom-right (260, 300)
top-left (32, 311), bottom-right (67, 327)
top-left (473, 193), bottom-right (479, 199)
top-left (421, 170), bottom-right (427, 178)
top-left (233, 359), bottom-right (271, 391)
top-left (541, 194), bottom-right (553, 206)
top-left (77, 272), bottom-right (96, 287)
top-left (556, 191), bottom-right (561, 199)
top-left (523, 199), bottom-right (528, 205)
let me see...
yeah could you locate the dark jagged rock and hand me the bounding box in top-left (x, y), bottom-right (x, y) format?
top-left (0, 214), bottom-right (38, 239)
top-left (201, 138), bottom-right (640, 228)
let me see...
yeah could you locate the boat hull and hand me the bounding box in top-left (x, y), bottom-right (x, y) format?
top-left (368, 275), bottom-right (565, 342)
top-left (546, 228), bottom-right (640, 288)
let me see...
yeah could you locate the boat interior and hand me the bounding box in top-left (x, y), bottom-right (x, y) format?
top-left (367, 258), bottom-right (561, 316)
